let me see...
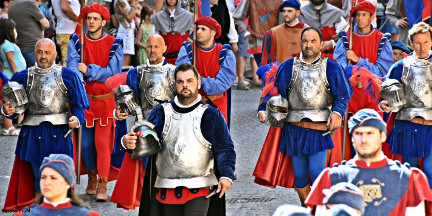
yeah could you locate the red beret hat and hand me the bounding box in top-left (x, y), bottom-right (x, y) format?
top-left (81, 3), bottom-right (110, 22)
top-left (350, 1), bottom-right (376, 18)
top-left (195, 17), bottom-right (222, 39)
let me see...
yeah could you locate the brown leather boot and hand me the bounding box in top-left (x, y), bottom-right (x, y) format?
top-left (96, 177), bottom-right (108, 202)
top-left (294, 183), bottom-right (311, 207)
top-left (86, 170), bottom-right (97, 195)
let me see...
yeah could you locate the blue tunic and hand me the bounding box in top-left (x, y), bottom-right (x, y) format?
top-left (385, 55), bottom-right (432, 157)
top-left (147, 100), bottom-right (236, 180)
top-left (8, 67), bottom-right (89, 164)
top-left (275, 57), bottom-right (351, 156)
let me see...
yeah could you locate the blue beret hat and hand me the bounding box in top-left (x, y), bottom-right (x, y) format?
top-left (279, 0), bottom-right (301, 11)
top-left (348, 108), bottom-right (387, 134)
top-left (391, 41), bottom-right (411, 54)
top-left (40, 154), bottom-right (76, 187)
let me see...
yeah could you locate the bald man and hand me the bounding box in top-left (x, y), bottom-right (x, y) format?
top-left (3, 38), bottom-right (90, 211)
top-left (110, 34), bottom-right (177, 209)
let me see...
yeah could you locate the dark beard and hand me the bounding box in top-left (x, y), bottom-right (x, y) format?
top-left (357, 147), bottom-right (381, 160)
top-left (177, 89), bottom-right (199, 105)
top-left (302, 50), bottom-right (320, 61)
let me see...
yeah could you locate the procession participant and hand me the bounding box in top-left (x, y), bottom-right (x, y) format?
top-left (260, 27), bottom-right (350, 206)
top-left (123, 63), bottom-right (236, 216)
top-left (306, 108), bottom-right (432, 215)
top-left (379, 22), bottom-right (432, 189)
top-left (3, 38), bottom-right (89, 211)
top-left (176, 16), bottom-right (235, 122)
top-left (150, 0), bottom-right (193, 65)
top-left (66, 3), bottom-right (124, 202)
top-left (109, 34), bottom-right (176, 210)
top-left (261, 0), bottom-right (307, 65)
top-left (232, 0), bottom-right (282, 66)
top-left (13, 154), bottom-right (100, 216)
top-left (298, 0), bottom-right (348, 56)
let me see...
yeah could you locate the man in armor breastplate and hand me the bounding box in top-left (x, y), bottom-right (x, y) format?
top-left (306, 108), bottom-right (432, 215)
top-left (110, 34), bottom-right (176, 209)
top-left (380, 22), bottom-right (432, 190)
top-left (258, 27), bottom-right (351, 206)
top-left (122, 63), bottom-right (236, 216)
top-left (2, 38), bottom-right (90, 211)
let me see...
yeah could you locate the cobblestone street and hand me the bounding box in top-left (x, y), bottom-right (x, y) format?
top-left (0, 87), bottom-right (299, 216)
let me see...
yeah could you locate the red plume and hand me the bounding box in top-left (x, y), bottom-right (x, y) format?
top-left (105, 73), bottom-right (128, 92)
top-left (349, 66), bottom-right (383, 101)
top-left (262, 64), bottom-right (280, 98)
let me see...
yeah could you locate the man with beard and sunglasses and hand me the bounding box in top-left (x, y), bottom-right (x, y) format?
top-left (305, 108), bottom-right (432, 215)
top-left (66, 3), bottom-right (124, 202)
top-left (3, 38), bottom-right (90, 211)
top-left (122, 63), bottom-right (236, 216)
top-left (262, 27), bottom-right (351, 206)
top-left (298, 0), bottom-right (348, 57)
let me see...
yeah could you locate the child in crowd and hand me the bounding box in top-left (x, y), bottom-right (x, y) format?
top-left (136, 6), bottom-right (154, 65)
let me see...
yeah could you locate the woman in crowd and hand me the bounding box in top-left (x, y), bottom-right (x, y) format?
top-left (0, 19), bottom-right (24, 135)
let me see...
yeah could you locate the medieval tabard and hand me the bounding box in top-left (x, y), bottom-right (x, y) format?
top-left (397, 58), bottom-right (432, 120)
top-left (154, 103), bottom-right (219, 189)
top-left (137, 64), bottom-right (176, 118)
top-left (287, 57), bottom-right (332, 122)
top-left (23, 65), bottom-right (69, 126)
top-left (247, 0), bottom-right (282, 39)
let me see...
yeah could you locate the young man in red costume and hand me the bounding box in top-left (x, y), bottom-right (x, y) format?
top-left (151, 0), bottom-right (193, 65)
top-left (333, 0), bottom-right (393, 158)
top-left (66, 3), bottom-right (123, 202)
top-left (305, 108), bottom-right (432, 215)
top-left (176, 16), bottom-right (235, 123)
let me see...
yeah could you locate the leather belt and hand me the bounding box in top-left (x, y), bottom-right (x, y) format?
top-left (88, 92), bottom-right (114, 101)
top-left (289, 121), bottom-right (328, 131)
top-left (409, 117), bottom-right (432, 126)
top-left (205, 94), bottom-right (224, 101)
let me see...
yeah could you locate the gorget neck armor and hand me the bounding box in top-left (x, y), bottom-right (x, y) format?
top-left (397, 57), bottom-right (432, 120)
top-left (287, 57), bottom-right (332, 122)
top-left (137, 64), bottom-right (176, 118)
top-left (22, 65), bottom-right (69, 126)
top-left (154, 103), bottom-right (218, 188)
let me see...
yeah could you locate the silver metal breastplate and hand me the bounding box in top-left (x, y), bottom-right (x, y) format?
top-left (287, 57), bottom-right (332, 122)
top-left (137, 65), bottom-right (176, 118)
top-left (154, 103), bottom-right (218, 188)
top-left (397, 59), bottom-right (432, 120)
top-left (22, 65), bottom-right (69, 126)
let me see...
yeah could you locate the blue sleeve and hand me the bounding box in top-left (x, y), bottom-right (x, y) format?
top-left (326, 60), bottom-right (352, 116)
top-left (85, 42), bottom-right (124, 82)
top-left (61, 68), bottom-right (90, 125)
top-left (385, 60), bottom-right (404, 82)
top-left (126, 67), bottom-right (139, 95)
top-left (334, 38), bottom-right (348, 68)
top-left (256, 64), bottom-right (272, 112)
top-left (202, 108), bottom-right (236, 180)
top-left (356, 40), bottom-right (393, 77)
top-left (275, 59), bottom-right (293, 100)
top-left (66, 34), bottom-right (83, 81)
top-left (201, 50), bottom-right (236, 95)
top-left (175, 46), bottom-right (192, 66)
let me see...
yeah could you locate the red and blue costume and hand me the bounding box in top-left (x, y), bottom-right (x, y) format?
top-left (305, 157), bottom-right (432, 215)
top-left (13, 201), bottom-right (100, 216)
top-left (3, 67), bottom-right (89, 211)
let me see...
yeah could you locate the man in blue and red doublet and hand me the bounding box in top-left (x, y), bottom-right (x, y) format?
top-left (379, 22), bottom-right (432, 196)
top-left (3, 39), bottom-right (89, 211)
top-left (305, 109), bottom-right (432, 215)
top-left (260, 27), bottom-right (350, 206)
top-left (66, 4), bottom-right (123, 201)
top-left (176, 17), bottom-right (235, 123)
top-left (151, 0), bottom-right (193, 65)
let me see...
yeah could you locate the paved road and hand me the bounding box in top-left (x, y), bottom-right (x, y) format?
top-left (0, 87), bottom-right (299, 216)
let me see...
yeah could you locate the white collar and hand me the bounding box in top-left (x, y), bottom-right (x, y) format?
top-left (174, 94), bottom-right (202, 108)
top-left (146, 58), bottom-right (165, 68)
top-left (43, 198), bottom-right (71, 207)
